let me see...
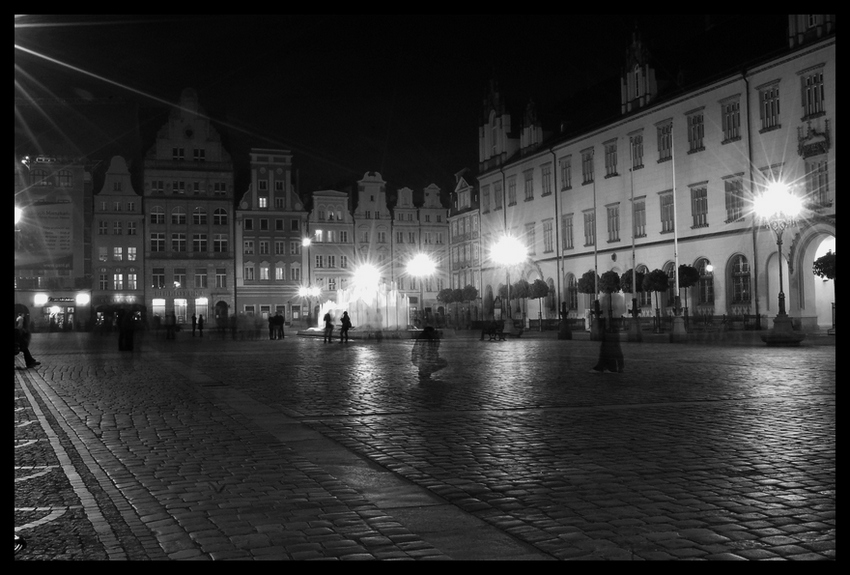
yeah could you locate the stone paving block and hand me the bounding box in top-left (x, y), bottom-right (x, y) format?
top-left (14, 334), bottom-right (834, 561)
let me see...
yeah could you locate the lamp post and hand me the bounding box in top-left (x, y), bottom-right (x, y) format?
top-left (491, 235), bottom-right (527, 336)
top-left (407, 253), bottom-right (436, 327)
top-left (754, 181), bottom-right (806, 346)
top-left (302, 237), bottom-right (313, 326)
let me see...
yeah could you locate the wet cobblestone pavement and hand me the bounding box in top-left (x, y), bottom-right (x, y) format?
top-left (15, 330), bottom-right (835, 560)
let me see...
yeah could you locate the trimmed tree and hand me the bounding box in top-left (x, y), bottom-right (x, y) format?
top-left (813, 250), bottom-right (835, 282)
top-left (512, 278), bottom-right (530, 324)
top-left (451, 288), bottom-right (464, 325)
top-left (813, 251), bottom-right (835, 323)
top-left (577, 270), bottom-right (601, 333)
top-left (643, 269), bottom-right (669, 310)
top-left (577, 269), bottom-right (600, 298)
top-left (528, 278), bottom-right (550, 330)
top-left (620, 268), bottom-right (646, 314)
top-left (461, 284), bottom-right (479, 326)
top-left (643, 268), bottom-right (669, 332)
top-left (677, 264), bottom-right (701, 312)
top-left (599, 270), bottom-right (621, 327)
top-left (436, 288), bottom-right (454, 325)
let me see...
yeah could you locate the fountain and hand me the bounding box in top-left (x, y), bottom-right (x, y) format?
top-left (309, 280), bottom-right (414, 338)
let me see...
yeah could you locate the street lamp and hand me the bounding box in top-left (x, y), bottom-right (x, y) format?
top-left (407, 253), bottom-right (436, 327)
top-left (302, 237), bottom-right (313, 326)
top-left (491, 234), bottom-right (526, 335)
top-left (754, 181), bottom-right (806, 346)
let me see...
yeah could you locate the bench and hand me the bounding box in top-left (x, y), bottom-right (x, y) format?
top-left (481, 322), bottom-right (523, 341)
top-left (486, 326), bottom-right (506, 341)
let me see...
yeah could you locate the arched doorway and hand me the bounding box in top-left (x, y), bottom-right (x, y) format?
top-left (214, 301), bottom-right (230, 332)
top-left (812, 237), bottom-right (836, 330)
top-left (795, 231), bottom-right (835, 331)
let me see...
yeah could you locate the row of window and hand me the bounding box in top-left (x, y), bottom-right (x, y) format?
top-left (148, 268), bottom-right (229, 290)
top-left (28, 169), bottom-right (74, 187)
top-left (243, 240), bottom-right (302, 256)
top-left (243, 263), bottom-right (301, 282)
top-left (99, 199), bottom-right (137, 212)
top-left (356, 231), bottom-right (445, 244)
top-left (493, 162), bottom-right (831, 256)
top-left (98, 264), bottom-right (449, 293)
top-left (313, 255), bottom-right (348, 269)
top-left (98, 247), bottom-right (138, 262)
top-left (149, 206), bottom-right (229, 225)
top-left (480, 66), bottom-right (829, 209)
top-left (495, 178), bottom-right (741, 255)
top-left (171, 147), bottom-right (207, 162)
top-left (451, 213), bottom-right (480, 239)
top-left (98, 221), bottom-right (139, 235)
top-left (149, 180), bottom-right (228, 195)
top-left (452, 243), bottom-right (480, 267)
top-left (98, 272), bottom-right (139, 291)
top-left (244, 217), bottom-right (300, 231)
top-left (150, 233), bottom-right (229, 253)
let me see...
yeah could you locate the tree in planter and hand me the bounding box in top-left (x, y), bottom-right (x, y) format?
top-left (643, 269), bottom-right (670, 333)
top-left (619, 268), bottom-right (646, 316)
top-left (512, 278), bottom-right (530, 327)
top-left (577, 269), bottom-right (601, 330)
top-left (528, 278), bottom-right (550, 331)
top-left (677, 264), bottom-right (700, 316)
top-left (599, 270), bottom-right (621, 329)
top-left (577, 270), bottom-right (600, 297)
top-left (813, 250), bottom-right (835, 327)
top-left (498, 283), bottom-right (509, 320)
top-left (451, 288), bottom-right (464, 326)
top-left (436, 288), bottom-right (455, 326)
top-left (461, 284), bottom-right (479, 327)
top-left (813, 249), bottom-right (835, 283)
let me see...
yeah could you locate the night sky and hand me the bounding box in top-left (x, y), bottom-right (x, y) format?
top-left (15, 14), bottom-right (788, 199)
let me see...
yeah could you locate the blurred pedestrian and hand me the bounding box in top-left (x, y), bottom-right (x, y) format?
top-left (339, 311), bottom-right (352, 343)
top-left (14, 313), bottom-right (39, 368)
top-left (268, 314), bottom-right (276, 340)
top-left (274, 311), bottom-right (285, 340)
top-left (191, 313), bottom-right (197, 337)
top-left (118, 309), bottom-right (135, 351)
top-left (323, 311), bottom-right (334, 343)
top-left (165, 312), bottom-right (176, 340)
top-left (411, 326), bottom-right (447, 380)
top-left (197, 314), bottom-right (204, 338)
top-left (590, 321), bottom-right (624, 374)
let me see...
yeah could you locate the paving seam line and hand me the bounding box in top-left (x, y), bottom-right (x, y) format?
top-left (16, 368), bottom-right (174, 560)
top-left (16, 369), bottom-right (128, 558)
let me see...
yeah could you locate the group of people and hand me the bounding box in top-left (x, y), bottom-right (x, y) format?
top-left (321, 309), bottom-right (446, 380)
top-left (322, 311), bottom-right (352, 343)
top-left (267, 311), bottom-right (285, 340)
top-left (14, 306), bottom-right (622, 379)
top-left (190, 313), bottom-right (206, 337)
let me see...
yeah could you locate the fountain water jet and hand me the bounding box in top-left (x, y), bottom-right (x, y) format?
top-left (316, 281), bottom-right (412, 334)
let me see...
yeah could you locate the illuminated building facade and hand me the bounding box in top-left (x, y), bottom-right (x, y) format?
top-left (143, 88), bottom-right (236, 329)
top-left (235, 148), bottom-right (308, 326)
top-left (476, 15), bottom-right (835, 332)
top-left (91, 156), bottom-right (146, 326)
